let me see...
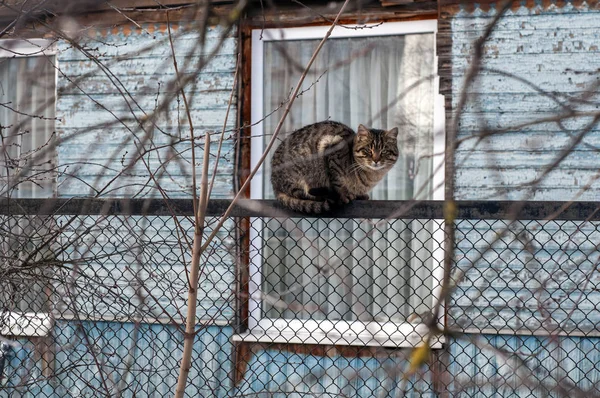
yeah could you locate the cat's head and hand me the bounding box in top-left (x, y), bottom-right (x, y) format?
top-left (353, 124), bottom-right (399, 171)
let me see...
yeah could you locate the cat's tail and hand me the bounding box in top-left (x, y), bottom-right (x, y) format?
top-left (276, 193), bottom-right (330, 214)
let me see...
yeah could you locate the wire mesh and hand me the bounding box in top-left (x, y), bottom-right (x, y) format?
top-left (0, 200), bottom-right (599, 397)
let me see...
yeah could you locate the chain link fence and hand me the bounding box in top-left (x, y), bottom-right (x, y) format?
top-left (0, 199), bottom-right (599, 397)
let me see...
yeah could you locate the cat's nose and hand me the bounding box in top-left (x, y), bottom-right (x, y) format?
top-left (373, 153), bottom-right (381, 162)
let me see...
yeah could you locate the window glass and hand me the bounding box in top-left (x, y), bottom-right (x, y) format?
top-left (261, 34), bottom-right (436, 201)
top-left (0, 55), bottom-right (56, 198)
top-left (255, 31), bottom-right (441, 327)
top-left (0, 54), bottom-right (56, 315)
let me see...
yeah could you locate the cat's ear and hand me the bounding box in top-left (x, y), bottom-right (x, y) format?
top-left (386, 127), bottom-right (399, 140)
top-left (357, 124), bottom-right (370, 140)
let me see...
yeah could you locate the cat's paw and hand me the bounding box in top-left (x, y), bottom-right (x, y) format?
top-left (337, 191), bottom-right (355, 204)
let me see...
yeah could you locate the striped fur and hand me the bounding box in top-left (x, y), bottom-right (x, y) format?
top-left (271, 121), bottom-right (398, 214)
top-left (276, 193), bottom-right (331, 214)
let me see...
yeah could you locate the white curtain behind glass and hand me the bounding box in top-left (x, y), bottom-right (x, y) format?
top-left (261, 34), bottom-right (436, 323)
top-left (0, 56), bottom-right (56, 199)
top-left (0, 56), bottom-right (56, 314)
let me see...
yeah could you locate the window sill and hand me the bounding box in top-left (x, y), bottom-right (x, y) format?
top-left (1, 312), bottom-right (53, 337)
top-left (231, 327), bottom-right (444, 349)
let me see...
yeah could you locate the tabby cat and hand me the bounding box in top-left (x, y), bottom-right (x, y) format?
top-left (271, 121), bottom-right (399, 213)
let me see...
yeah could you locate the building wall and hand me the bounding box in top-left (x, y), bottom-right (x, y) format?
top-left (449, 2), bottom-right (600, 397)
top-left (452, 2), bottom-right (600, 201)
top-left (237, 4), bottom-right (600, 396)
top-left (51, 23), bottom-right (238, 324)
top-left (4, 322), bottom-right (234, 398)
top-left (56, 23), bottom-right (236, 199)
top-left (1, 23), bottom-right (240, 398)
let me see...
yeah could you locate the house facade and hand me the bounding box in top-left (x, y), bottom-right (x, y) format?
top-left (1, 0), bottom-right (599, 397)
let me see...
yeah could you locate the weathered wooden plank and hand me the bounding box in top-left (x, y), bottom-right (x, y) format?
top-left (57, 107), bottom-right (234, 129)
top-left (453, 112), bottom-right (600, 132)
top-left (456, 219), bottom-right (600, 248)
top-left (451, 71), bottom-right (600, 98)
top-left (455, 167), bottom-right (600, 190)
top-left (57, 126), bottom-right (236, 145)
top-left (57, 53), bottom-right (236, 75)
top-left (456, 131), bottom-right (600, 152)
top-left (57, 30), bottom-right (236, 61)
top-left (451, 36), bottom-right (600, 58)
top-left (57, 176), bottom-right (233, 199)
top-left (57, 91), bottom-right (236, 116)
top-left (452, 51), bottom-right (600, 73)
top-left (56, 153), bottom-right (235, 174)
top-left (454, 186), bottom-right (600, 201)
top-left (451, 7), bottom-right (600, 30)
top-left (2, 199), bottom-right (600, 221)
top-left (456, 92), bottom-right (600, 114)
top-left (57, 72), bottom-right (236, 95)
top-left (235, 347), bottom-right (437, 398)
top-left (456, 150), bottom-right (600, 169)
top-left (57, 141), bottom-right (234, 161)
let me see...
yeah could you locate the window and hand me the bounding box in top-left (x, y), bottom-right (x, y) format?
top-left (243, 21), bottom-right (445, 347)
top-left (0, 39), bottom-right (57, 199)
top-left (0, 39), bottom-right (57, 337)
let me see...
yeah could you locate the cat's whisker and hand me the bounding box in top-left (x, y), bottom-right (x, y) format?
top-left (347, 163), bottom-right (364, 174)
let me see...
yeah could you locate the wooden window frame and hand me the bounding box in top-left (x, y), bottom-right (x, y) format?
top-left (0, 38), bottom-right (57, 58)
top-left (234, 20), bottom-right (446, 349)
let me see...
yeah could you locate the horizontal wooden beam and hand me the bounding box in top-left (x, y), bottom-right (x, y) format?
top-left (0, 0), bottom-right (439, 32)
top-left (0, 1), bottom-right (234, 28)
top-left (0, 198), bottom-right (598, 221)
top-left (242, 1), bottom-right (438, 28)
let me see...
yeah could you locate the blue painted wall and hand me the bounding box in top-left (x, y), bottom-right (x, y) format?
top-left (51, 214), bottom-right (236, 323)
top-left (451, 1), bottom-right (600, 325)
top-left (2, 322), bottom-right (234, 398)
top-left (448, 334), bottom-right (600, 397)
top-left (0, 22), bottom-right (240, 398)
top-left (449, 2), bottom-right (600, 398)
top-left (51, 23), bottom-right (238, 324)
top-left (236, 348), bottom-right (436, 398)
top-left (56, 23), bottom-right (236, 199)
top-left (452, 2), bottom-right (600, 201)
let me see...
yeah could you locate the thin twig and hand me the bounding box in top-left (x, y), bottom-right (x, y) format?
top-left (199, 0), bottom-right (352, 254)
